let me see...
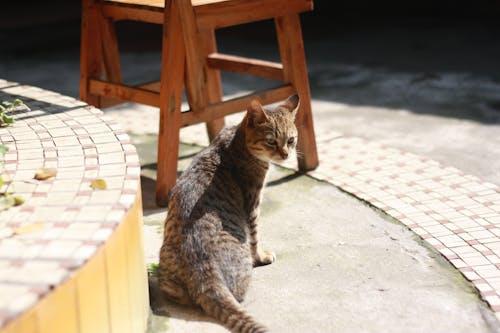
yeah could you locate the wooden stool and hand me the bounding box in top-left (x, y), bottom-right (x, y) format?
top-left (80, 0), bottom-right (319, 206)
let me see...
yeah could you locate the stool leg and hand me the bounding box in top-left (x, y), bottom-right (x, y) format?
top-left (201, 29), bottom-right (225, 141)
top-left (100, 14), bottom-right (124, 108)
top-left (80, 0), bottom-right (103, 107)
top-left (275, 14), bottom-right (319, 171)
top-left (156, 0), bottom-right (186, 207)
top-left (178, 3), bottom-right (224, 141)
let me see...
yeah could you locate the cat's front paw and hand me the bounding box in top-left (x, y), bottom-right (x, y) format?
top-left (253, 250), bottom-right (276, 267)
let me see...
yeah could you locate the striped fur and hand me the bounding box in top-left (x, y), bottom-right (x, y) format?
top-left (158, 96), bottom-right (299, 333)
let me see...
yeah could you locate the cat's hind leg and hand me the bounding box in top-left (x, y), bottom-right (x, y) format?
top-left (158, 273), bottom-right (192, 305)
top-left (158, 242), bottom-right (192, 305)
top-left (216, 232), bottom-right (254, 302)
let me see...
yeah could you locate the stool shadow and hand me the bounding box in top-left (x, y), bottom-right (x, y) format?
top-left (1, 86), bottom-right (90, 120)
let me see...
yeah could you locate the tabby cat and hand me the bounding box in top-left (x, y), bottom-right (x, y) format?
top-left (158, 95), bottom-right (300, 333)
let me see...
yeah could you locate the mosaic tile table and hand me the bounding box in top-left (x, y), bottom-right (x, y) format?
top-left (0, 79), bottom-right (148, 333)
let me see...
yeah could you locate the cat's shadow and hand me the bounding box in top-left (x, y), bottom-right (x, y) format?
top-left (148, 274), bottom-right (220, 326)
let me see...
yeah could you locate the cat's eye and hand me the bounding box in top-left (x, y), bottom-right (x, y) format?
top-left (287, 137), bottom-right (295, 145)
top-left (266, 138), bottom-right (277, 146)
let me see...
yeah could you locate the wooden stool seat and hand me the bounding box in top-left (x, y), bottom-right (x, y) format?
top-left (99, 0), bottom-right (314, 27)
top-left (81, 0), bottom-right (319, 206)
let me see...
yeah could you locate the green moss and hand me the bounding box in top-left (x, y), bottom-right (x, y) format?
top-left (148, 263), bottom-right (159, 276)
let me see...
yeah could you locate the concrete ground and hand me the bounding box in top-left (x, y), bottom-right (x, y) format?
top-left (138, 141), bottom-right (499, 333)
top-left (2, 18), bottom-right (500, 332)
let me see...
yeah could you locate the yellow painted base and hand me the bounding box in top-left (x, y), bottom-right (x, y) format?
top-left (2, 191), bottom-right (148, 333)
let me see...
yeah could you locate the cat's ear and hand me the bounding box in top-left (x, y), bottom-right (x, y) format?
top-left (281, 94), bottom-right (300, 118)
top-left (246, 99), bottom-right (269, 128)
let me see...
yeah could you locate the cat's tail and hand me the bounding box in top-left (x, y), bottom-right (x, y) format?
top-left (196, 284), bottom-right (268, 333)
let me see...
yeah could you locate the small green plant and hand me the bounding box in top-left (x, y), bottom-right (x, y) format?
top-left (0, 145), bottom-right (7, 189)
top-left (0, 98), bottom-right (23, 126)
top-left (0, 145), bottom-right (23, 211)
top-left (0, 145), bottom-right (15, 211)
top-left (0, 98), bottom-right (25, 211)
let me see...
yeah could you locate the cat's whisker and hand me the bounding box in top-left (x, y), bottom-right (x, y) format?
top-left (294, 150), bottom-right (305, 158)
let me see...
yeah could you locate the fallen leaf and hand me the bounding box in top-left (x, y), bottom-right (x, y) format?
top-left (90, 178), bottom-right (107, 190)
top-left (13, 222), bottom-right (46, 236)
top-left (13, 195), bottom-right (24, 206)
top-left (34, 168), bottom-right (57, 180)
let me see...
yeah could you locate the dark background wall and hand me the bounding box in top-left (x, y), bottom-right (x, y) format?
top-left (2, 0), bottom-right (500, 98)
top-left (2, 1), bottom-right (500, 54)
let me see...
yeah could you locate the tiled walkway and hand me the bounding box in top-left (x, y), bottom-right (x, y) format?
top-left (0, 80), bottom-right (145, 330)
top-left (302, 137), bottom-right (500, 316)
top-left (106, 102), bottom-right (500, 318)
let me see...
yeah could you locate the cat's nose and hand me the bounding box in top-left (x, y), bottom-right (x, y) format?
top-left (280, 150), bottom-right (289, 159)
